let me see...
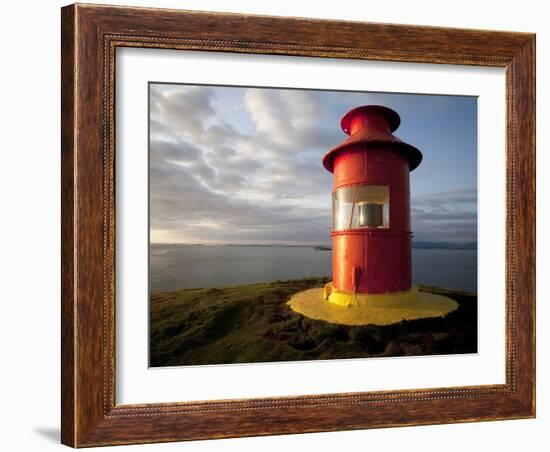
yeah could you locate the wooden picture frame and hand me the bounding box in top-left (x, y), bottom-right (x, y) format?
top-left (61, 3), bottom-right (535, 447)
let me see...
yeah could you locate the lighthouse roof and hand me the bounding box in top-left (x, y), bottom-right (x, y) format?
top-left (322, 105), bottom-right (423, 173)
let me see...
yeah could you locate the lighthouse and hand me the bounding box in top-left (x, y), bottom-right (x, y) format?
top-left (288, 105), bottom-right (458, 325)
top-left (322, 105), bottom-right (421, 306)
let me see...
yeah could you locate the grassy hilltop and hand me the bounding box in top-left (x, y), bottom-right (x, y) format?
top-left (150, 277), bottom-right (477, 367)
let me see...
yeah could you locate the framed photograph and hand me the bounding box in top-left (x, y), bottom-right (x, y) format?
top-left (61, 3), bottom-right (535, 447)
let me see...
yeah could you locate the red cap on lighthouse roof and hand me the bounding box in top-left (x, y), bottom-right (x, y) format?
top-left (322, 105), bottom-right (423, 173)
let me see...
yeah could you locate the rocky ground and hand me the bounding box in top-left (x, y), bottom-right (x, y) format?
top-left (150, 277), bottom-right (477, 367)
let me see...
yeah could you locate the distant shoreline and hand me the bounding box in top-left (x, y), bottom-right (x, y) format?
top-left (150, 242), bottom-right (477, 251)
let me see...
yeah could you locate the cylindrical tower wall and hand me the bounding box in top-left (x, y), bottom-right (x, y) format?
top-left (331, 146), bottom-right (412, 294)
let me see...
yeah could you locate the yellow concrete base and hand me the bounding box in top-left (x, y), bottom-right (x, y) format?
top-left (324, 282), bottom-right (420, 308)
top-left (288, 283), bottom-right (458, 326)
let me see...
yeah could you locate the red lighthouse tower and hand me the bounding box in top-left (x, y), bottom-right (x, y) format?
top-left (288, 104), bottom-right (458, 325)
top-left (322, 105), bottom-right (422, 306)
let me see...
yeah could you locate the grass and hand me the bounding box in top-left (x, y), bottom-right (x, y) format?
top-left (150, 277), bottom-right (477, 367)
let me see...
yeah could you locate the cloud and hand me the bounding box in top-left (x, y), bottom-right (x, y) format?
top-left (411, 189), bottom-right (477, 242)
top-left (244, 88), bottom-right (340, 152)
top-left (150, 85), bottom-right (245, 146)
top-left (150, 85), bottom-right (215, 138)
top-left (149, 157), bottom-right (331, 244)
top-left (149, 84), bottom-right (476, 245)
top-left (150, 138), bottom-right (203, 163)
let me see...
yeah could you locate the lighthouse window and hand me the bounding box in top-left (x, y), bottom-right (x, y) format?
top-left (332, 185), bottom-right (389, 231)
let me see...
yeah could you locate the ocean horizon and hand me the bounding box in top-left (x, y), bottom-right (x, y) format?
top-left (150, 243), bottom-right (477, 294)
top-left (150, 241), bottom-right (477, 250)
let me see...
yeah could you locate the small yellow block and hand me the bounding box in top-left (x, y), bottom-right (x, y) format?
top-left (324, 282), bottom-right (420, 308)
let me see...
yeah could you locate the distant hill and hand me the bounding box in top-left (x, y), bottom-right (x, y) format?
top-left (223, 242), bottom-right (477, 250)
top-left (312, 242), bottom-right (478, 251)
top-left (153, 242), bottom-right (477, 250)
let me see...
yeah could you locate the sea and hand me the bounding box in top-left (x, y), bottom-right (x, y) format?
top-left (150, 244), bottom-right (477, 294)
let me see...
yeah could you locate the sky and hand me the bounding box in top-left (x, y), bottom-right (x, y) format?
top-left (149, 83), bottom-right (477, 245)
